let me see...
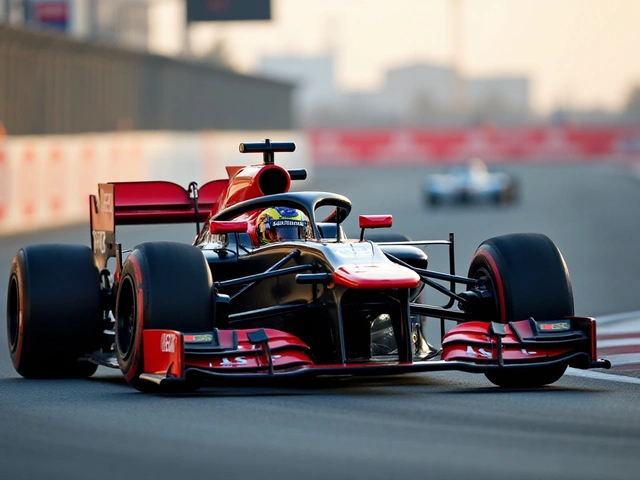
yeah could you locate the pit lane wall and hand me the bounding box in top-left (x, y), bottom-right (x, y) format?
top-left (0, 131), bottom-right (310, 236)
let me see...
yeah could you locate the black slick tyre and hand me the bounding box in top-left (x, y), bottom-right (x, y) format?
top-left (7, 245), bottom-right (102, 378)
top-left (467, 233), bottom-right (574, 388)
top-left (115, 242), bottom-right (213, 393)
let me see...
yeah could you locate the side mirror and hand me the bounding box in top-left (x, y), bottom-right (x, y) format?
top-left (210, 220), bottom-right (248, 235)
top-left (359, 215), bottom-right (393, 229)
top-left (359, 215), bottom-right (393, 241)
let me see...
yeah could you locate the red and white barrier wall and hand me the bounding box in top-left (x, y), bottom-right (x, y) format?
top-left (310, 125), bottom-right (640, 165)
top-left (0, 130), bottom-right (309, 236)
top-left (2, 125), bottom-right (640, 235)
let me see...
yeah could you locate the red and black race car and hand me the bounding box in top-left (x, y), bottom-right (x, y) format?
top-left (6, 140), bottom-right (610, 392)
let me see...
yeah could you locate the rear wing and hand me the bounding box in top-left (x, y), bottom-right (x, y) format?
top-left (90, 180), bottom-right (227, 268)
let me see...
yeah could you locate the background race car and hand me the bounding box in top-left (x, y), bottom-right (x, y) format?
top-left (424, 158), bottom-right (519, 206)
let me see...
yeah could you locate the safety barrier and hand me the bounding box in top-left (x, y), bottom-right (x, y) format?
top-left (309, 125), bottom-right (640, 165)
top-left (3, 125), bottom-right (640, 236)
top-left (0, 131), bottom-right (309, 236)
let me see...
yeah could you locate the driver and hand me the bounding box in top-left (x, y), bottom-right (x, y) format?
top-left (256, 207), bottom-right (313, 245)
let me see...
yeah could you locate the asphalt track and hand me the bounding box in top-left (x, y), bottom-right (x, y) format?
top-left (1, 164), bottom-right (640, 480)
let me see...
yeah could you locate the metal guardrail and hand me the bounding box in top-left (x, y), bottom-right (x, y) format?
top-left (0, 25), bottom-right (294, 135)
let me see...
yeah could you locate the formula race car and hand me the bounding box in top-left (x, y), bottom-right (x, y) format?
top-left (6, 140), bottom-right (609, 393)
top-left (425, 157), bottom-right (518, 206)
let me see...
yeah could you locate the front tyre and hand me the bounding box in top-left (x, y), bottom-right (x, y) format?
top-left (115, 242), bottom-right (213, 393)
top-left (484, 364), bottom-right (568, 389)
top-left (7, 245), bottom-right (102, 378)
top-left (467, 233), bottom-right (574, 388)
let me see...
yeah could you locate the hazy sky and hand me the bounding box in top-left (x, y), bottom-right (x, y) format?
top-left (151, 0), bottom-right (640, 114)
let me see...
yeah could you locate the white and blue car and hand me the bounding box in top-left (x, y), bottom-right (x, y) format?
top-left (425, 158), bottom-right (518, 206)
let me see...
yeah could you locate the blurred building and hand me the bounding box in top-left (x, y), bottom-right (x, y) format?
top-left (381, 63), bottom-right (457, 117)
top-left (85, 0), bottom-right (149, 50)
top-left (2, 0), bottom-right (151, 51)
top-left (258, 53), bottom-right (532, 127)
top-left (258, 54), bottom-right (339, 126)
top-left (467, 76), bottom-right (530, 122)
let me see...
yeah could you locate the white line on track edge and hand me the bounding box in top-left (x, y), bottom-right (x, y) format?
top-left (596, 310), bottom-right (640, 325)
top-left (566, 367), bottom-right (640, 385)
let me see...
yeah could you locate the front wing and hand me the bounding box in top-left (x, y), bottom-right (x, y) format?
top-left (138, 317), bottom-right (610, 388)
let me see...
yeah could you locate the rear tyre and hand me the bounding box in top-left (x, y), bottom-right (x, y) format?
top-left (115, 242), bottom-right (213, 393)
top-left (467, 233), bottom-right (574, 388)
top-left (7, 245), bottom-right (102, 378)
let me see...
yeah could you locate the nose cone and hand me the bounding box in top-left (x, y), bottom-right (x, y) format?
top-left (333, 263), bottom-right (421, 289)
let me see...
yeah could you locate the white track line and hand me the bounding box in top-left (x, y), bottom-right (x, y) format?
top-left (598, 338), bottom-right (640, 348)
top-left (566, 367), bottom-right (640, 385)
top-left (599, 354), bottom-right (640, 366)
top-left (564, 310), bottom-right (640, 384)
top-left (598, 322), bottom-right (640, 334)
top-left (596, 310), bottom-right (640, 325)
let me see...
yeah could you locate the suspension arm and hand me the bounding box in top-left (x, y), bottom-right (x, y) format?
top-left (216, 263), bottom-right (316, 289)
top-left (384, 253), bottom-right (479, 285)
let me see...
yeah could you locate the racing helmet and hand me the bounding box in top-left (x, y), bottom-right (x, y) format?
top-left (256, 207), bottom-right (313, 245)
